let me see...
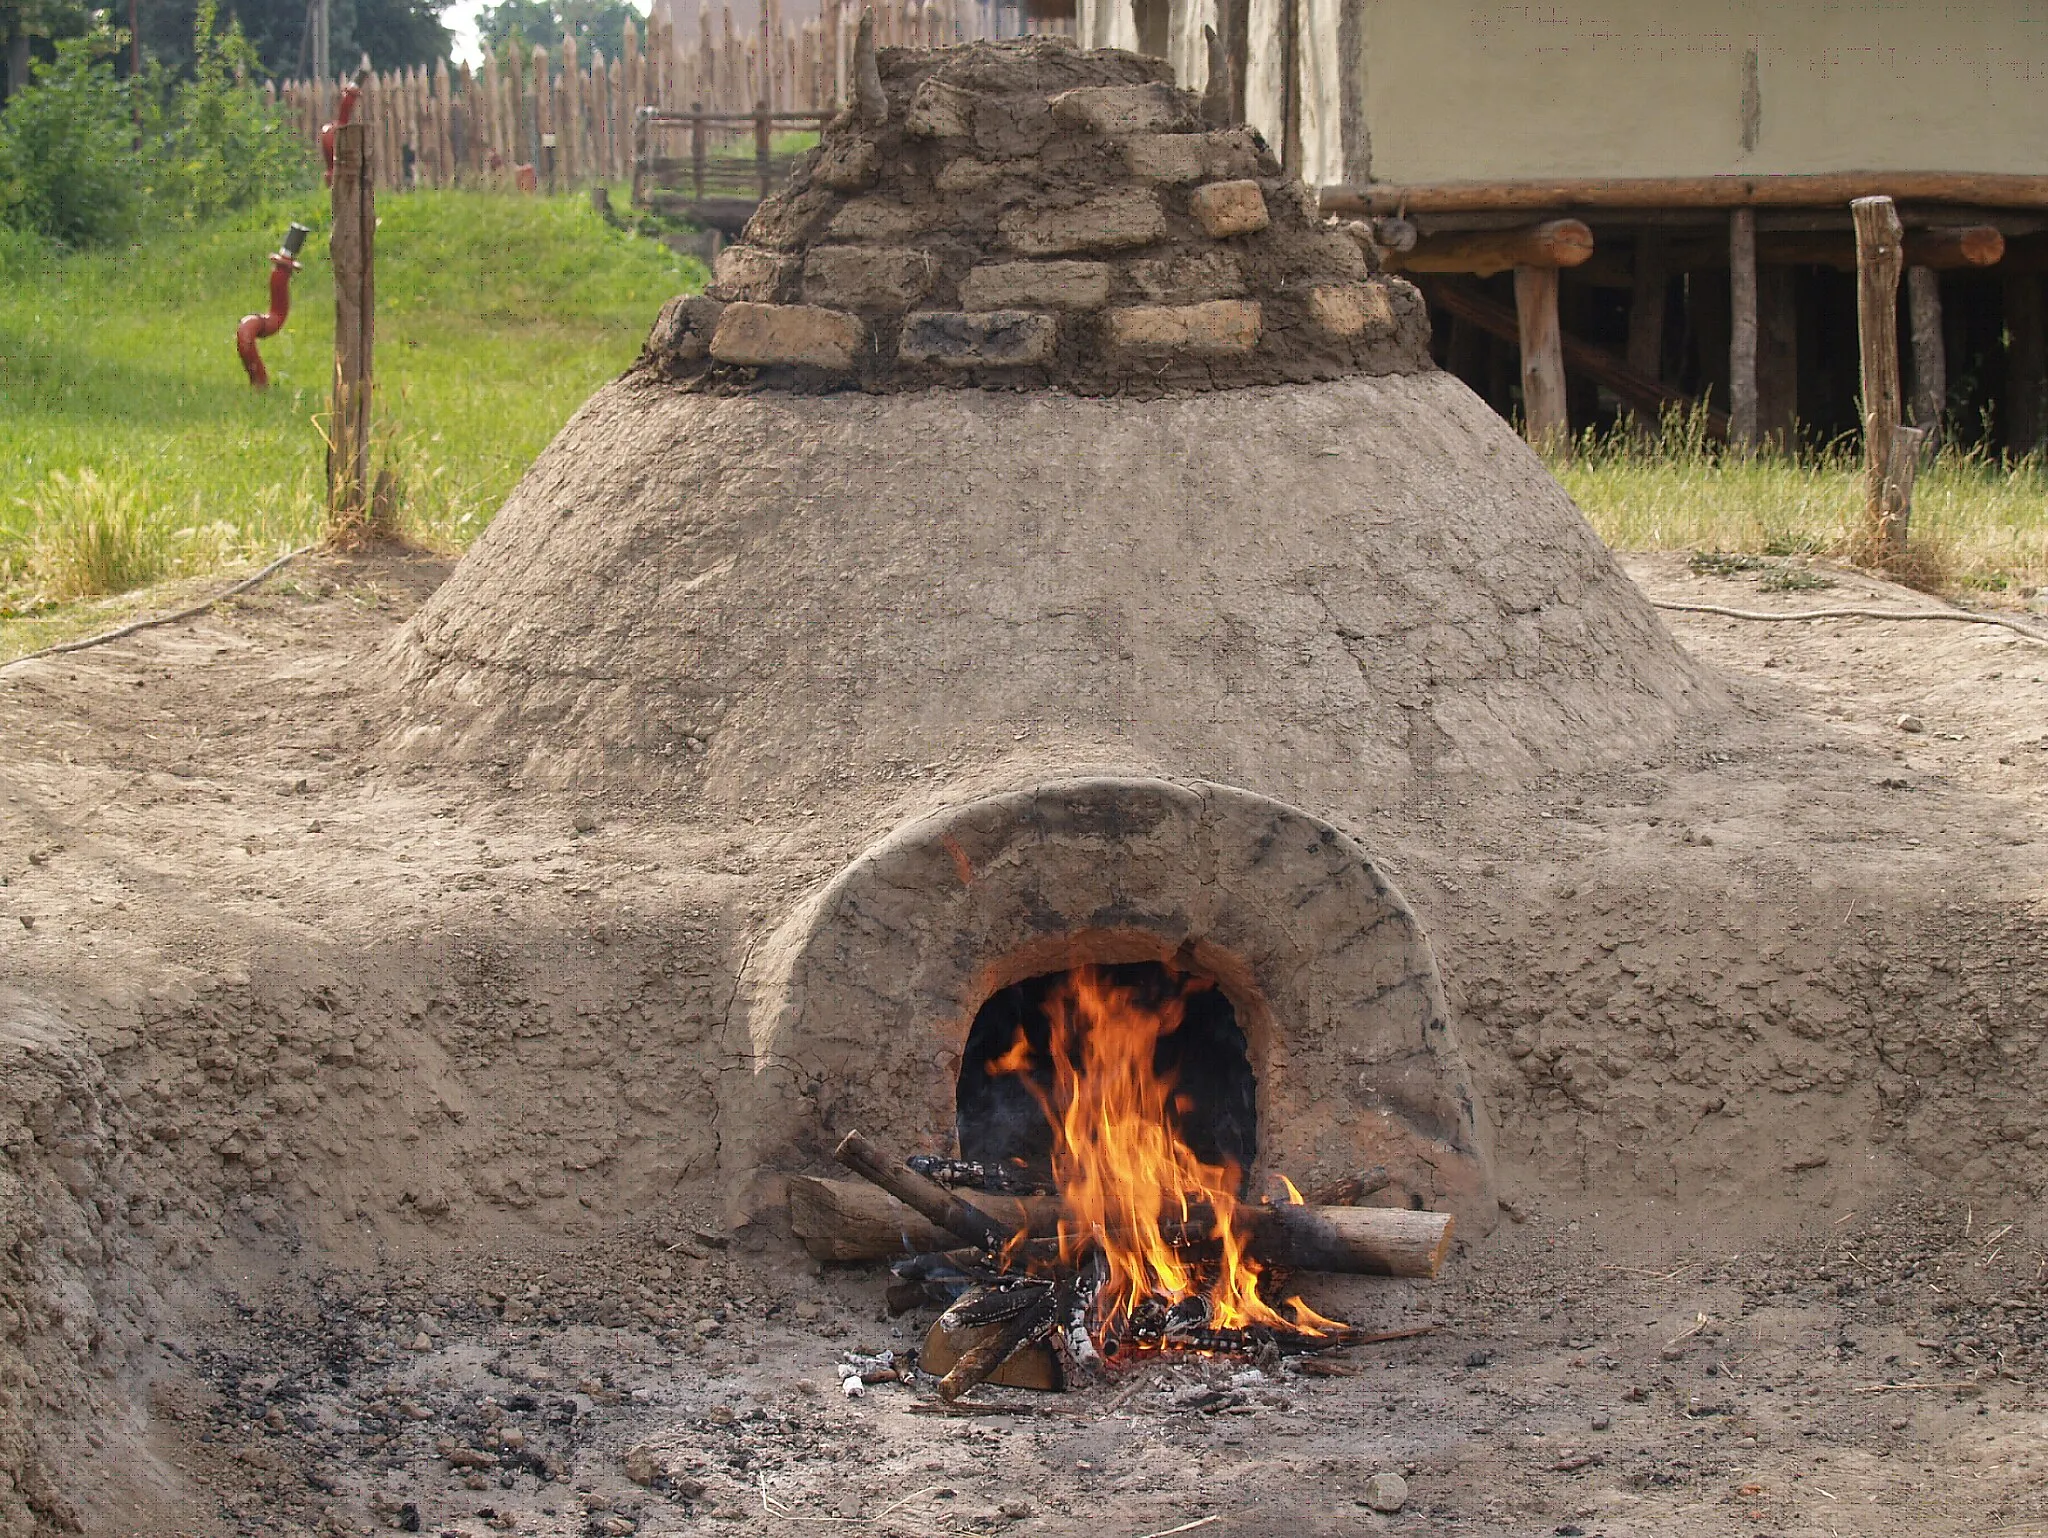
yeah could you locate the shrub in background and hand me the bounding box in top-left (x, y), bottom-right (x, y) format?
top-left (0, 33), bottom-right (138, 246)
top-left (142, 0), bottom-right (311, 221)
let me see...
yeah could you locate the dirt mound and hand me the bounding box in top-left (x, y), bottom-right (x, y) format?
top-left (387, 372), bottom-right (1717, 803)
top-left (637, 35), bottom-right (1428, 395)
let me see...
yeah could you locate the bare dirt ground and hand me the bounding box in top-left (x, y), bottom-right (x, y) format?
top-left (3, 550), bottom-right (2046, 1538)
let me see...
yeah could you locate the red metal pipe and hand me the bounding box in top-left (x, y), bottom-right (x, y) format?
top-left (320, 68), bottom-right (367, 186)
top-left (237, 225), bottom-right (310, 390)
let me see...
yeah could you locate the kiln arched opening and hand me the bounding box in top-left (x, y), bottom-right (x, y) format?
top-left (954, 960), bottom-right (1259, 1186)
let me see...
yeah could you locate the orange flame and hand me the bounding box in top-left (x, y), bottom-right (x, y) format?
top-left (990, 965), bottom-right (1340, 1346)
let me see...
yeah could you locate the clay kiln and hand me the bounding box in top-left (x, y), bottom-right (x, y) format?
top-left (388, 35), bottom-right (1718, 1235)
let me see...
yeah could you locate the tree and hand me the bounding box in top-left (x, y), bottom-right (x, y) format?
top-left (0, 30), bottom-right (137, 242)
top-left (138, 0), bottom-right (451, 81)
top-left (0, 0), bottom-right (93, 103)
top-left (478, 0), bottom-right (642, 67)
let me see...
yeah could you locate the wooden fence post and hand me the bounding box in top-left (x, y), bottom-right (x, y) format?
top-left (1852, 195), bottom-right (1921, 555)
top-left (1728, 206), bottom-right (1759, 450)
top-left (328, 121), bottom-right (375, 533)
top-left (1513, 263), bottom-right (1568, 451)
top-left (691, 102), bottom-right (707, 202)
top-left (755, 97), bottom-right (772, 200)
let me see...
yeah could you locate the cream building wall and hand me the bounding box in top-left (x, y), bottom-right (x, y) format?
top-left (1074, 0), bottom-right (2048, 188)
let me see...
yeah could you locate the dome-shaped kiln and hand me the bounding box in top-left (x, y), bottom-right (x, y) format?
top-left (387, 36), bottom-right (1718, 1228)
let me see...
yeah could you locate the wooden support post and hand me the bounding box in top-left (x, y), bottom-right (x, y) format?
top-left (1513, 263), bottom-right (1568, 451)
top-left (1624, 231), bottom-right (1666, 434)
top-left (2006, 274), bottom-right (2046, 457)
top-left (1907, 266), bottom-right (1945, 443)
top-left (327, 121), bottom-right (375, 536)
top-left (1757, 265), bottom-right (1799, 448)
top-left (1853, 195), bottom-right (1911, 554)
top-left (1729, 206), bottom-right (1759, 451)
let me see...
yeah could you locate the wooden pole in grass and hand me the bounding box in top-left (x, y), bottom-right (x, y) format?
top-left (1853, 195), bottom-right (1923, 556)
top-left (328, 120), bottom-right (374, 534)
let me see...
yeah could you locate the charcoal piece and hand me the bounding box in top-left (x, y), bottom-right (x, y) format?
top-left (939, 1279), bottom-right (1053, 1333)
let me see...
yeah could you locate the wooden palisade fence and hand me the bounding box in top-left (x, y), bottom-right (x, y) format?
top-left (272, 0), bottom-right (1075, 193)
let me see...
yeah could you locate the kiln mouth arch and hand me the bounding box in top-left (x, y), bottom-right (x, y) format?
top-left (730, 776), bottom-right (1497, 1228)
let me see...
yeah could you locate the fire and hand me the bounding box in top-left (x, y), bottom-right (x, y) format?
top-left (990, 965), bottom-right (1341, 1350)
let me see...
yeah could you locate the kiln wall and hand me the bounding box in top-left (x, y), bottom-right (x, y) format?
top-left (388, 369), bottom-right (1717, 832)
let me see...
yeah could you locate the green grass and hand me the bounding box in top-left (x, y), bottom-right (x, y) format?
top-left (2, 189), bottom-right (702, 658)
top-left (1553, 412), bottom-right (2048, 599)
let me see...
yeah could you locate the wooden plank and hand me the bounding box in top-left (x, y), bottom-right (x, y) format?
top-left (1853, 195), bottom-right (1909, 552)
top-left (1757, 264), bottom-right (1799, 447)
top-left (1729, 206), bottom-right (1759, 450)
top-left (1513, 263), bottom-right (1568, 449)
top-left (1322, 173), bottom-right (2048, 217)
top-left (1422, 277), bottom-right (1730, 440)
top-left (1389, 218), bottom-right (1593, 277)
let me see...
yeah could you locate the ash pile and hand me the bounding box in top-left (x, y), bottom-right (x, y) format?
top-left (642, 26), bottom-right (1428, 396)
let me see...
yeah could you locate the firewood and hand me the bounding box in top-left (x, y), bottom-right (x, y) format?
top-left (921, 1316), bottom-right (1063, 1392)
top-left (788, 1174), bottom-right (1058, 1262)
top-left (832, 1130), bottom-right (1019, 1251)
top-left (789, 1175), bottom-right (1455, 1277)
top-left (937, 1289), bottom-right (1059, 1400)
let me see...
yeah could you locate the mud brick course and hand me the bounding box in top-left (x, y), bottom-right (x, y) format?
top-left (640, 36), bottom-right (1428, 395)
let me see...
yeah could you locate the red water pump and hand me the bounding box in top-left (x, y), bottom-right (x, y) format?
top-left (236, 223), bottom-right (310, 390)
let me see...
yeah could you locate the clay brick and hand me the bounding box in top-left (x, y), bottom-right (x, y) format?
top-left (898, 310), bottom-right (1057, 369)
top-left (1049, 83), bottom-right (1194, 135)
top-left (905, 77), bottom-right (978, 139)
top-left (960, 260), bottom-right (1112, 312)
top-left (934, 157), bottom-right (1015, 196)
top-left (644, 295), bottom-right (724, 362)
top-left (709, 302), bottom-right (864, 370)
top-left (1122, 130), bottom-right (1259, 185)
top-left (709, 246), bottom-right (798, 303)
top-left (802, 246), bottom-right (937, 310)
top-left (1102, 299), bottom-right (1262, 358)
top-left (1309, 284), bottom-right (1397, 338)
top-left (812, 138), bottom-right (879, 192)
top-left (999, 191), bottom-right (1166, 256)
top-left (1125, 251), bottom-right (1244, 303)
top-left (827, 197), bottom-right (941, 243)
top-left (1188, 179), bottom-right (1270, 238)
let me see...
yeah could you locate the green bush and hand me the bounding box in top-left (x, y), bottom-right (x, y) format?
top-left (0, 34), bottom-right (139, 247)
top-left (143, 0), bottom-right (311, 221)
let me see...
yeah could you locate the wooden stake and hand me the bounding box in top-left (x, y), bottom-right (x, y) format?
top-left (327, 121), bottom-right (375, 534)
top-left (1907, 266), bottom-right (1946, 443)
top-left (1729, 207), bottom-right (1759, 451)
top-left (1513, 263), bottom-right (1568, 451)
top-left (1853, 195), bottom-right (1910, 553)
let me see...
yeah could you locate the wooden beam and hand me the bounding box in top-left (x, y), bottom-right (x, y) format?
top-left (1729, 207), bottom-right (1759, 450)
top-left (1853, 196), bottom-right (1912, 553)
top-left (1422, 277), bottom-right (1731, 440)
top-left (1514, 264), bottom-right (1568, 449)
top-left (1757, 226), bottom-right (2004, 270)
top-left (1757, 265), bottom-right (1799, 447)
top-left (1389, 218), bottom-right (1593, 277)
top-left (1322, 173), bottom-right (2048, 217)
top-left (1907, 266), bottom-right (1946, 440)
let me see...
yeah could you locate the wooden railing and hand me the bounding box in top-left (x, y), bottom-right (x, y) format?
top-left (631, 105), bottom-right (831, 225)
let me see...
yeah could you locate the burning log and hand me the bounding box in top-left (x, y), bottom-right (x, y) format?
top-left (832, 1130), bottom-right (1016, 1251)
top-left (790, 1173), bottom-right (1453, 1278)
top-left (789, 1174), bottom-right (1057, 1262)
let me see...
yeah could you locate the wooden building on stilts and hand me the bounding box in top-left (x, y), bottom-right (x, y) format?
top-left (1074, 0), bottom-right (2048, 456)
